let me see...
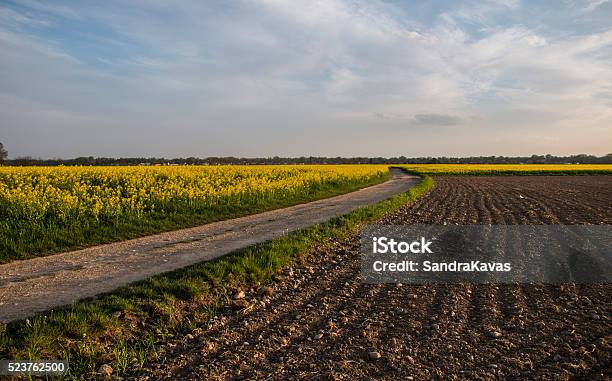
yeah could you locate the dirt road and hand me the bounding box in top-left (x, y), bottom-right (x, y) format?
top-left (136, 176), bottom-right (612, 380)
top-left (0, 169), bottom-right (420, 323)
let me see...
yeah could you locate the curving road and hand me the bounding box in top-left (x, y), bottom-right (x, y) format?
top-left (0, 169), bottom-right (420, 323)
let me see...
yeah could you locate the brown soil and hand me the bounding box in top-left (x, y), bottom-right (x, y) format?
top-left (134, 176), bottom-right (612, 381)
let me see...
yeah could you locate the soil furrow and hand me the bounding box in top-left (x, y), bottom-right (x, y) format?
top-left (134, 176), bottom-right (612, 380)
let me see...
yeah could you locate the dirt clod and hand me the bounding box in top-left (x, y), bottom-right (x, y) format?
top-left (234, 290), bottom-right (246, 300)
top-left (259, 286), bottom-right (274, 297)
top-left (98, 364), bottom-right (113, 379)
top-left (368, 351), bottom-right (382, 361)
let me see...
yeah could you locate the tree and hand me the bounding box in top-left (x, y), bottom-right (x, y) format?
top-left (0, 142), bottom-right (7, 164)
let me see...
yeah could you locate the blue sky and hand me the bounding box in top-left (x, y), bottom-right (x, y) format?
top-left (1, 0), bottom-right (611, 158)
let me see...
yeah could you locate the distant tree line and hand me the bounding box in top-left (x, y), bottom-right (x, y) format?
top-left (3, 153), bottom-right (612, 166)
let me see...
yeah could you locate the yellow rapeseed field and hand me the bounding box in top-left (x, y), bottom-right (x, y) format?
top-left (398, 164), bottom-right (612, 175)
top-left (0, 165), bottom-right (387, 221)
top-left (0, 165), bottom-right (388, 260)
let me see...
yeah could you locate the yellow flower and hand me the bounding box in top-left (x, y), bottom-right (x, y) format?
top-left (0, 165), bottom-right (388, 223)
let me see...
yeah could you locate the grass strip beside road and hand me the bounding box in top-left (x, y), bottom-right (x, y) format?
top-left (0, 174), bottom-right (434, 380)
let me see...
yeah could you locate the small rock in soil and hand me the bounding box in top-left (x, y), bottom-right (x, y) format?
top-left (260, 286), bottom-right (275, 297)
top-left (368, 351), bottom-right (382, 361)
top-left (98, 364), bottom-right (113, 379)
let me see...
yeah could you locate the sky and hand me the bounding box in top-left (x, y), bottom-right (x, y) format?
top-left (0, 0), bottom-right (611, 159)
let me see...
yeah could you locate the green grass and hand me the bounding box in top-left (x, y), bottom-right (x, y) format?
top-left (0, 174), bottom-right (433, 380)
top-left (0, 172), bottom-right (389, 264)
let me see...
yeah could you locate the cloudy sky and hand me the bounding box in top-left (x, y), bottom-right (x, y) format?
top-left (1, 0), bottom-right (611, 158)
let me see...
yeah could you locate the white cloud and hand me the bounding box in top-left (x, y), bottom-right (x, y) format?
top-left (583, 0), bottom-right (612, 12)
top-left (526, 35), bottom-right (547, 46)
top-left (0, 0), bottom-right (611, 157)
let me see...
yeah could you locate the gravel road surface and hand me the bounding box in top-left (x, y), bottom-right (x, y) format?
top-left (0, 169), bottom-right (419, 323)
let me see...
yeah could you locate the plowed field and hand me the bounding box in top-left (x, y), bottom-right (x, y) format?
top-left (135, 176), bottom-right (612, 380)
